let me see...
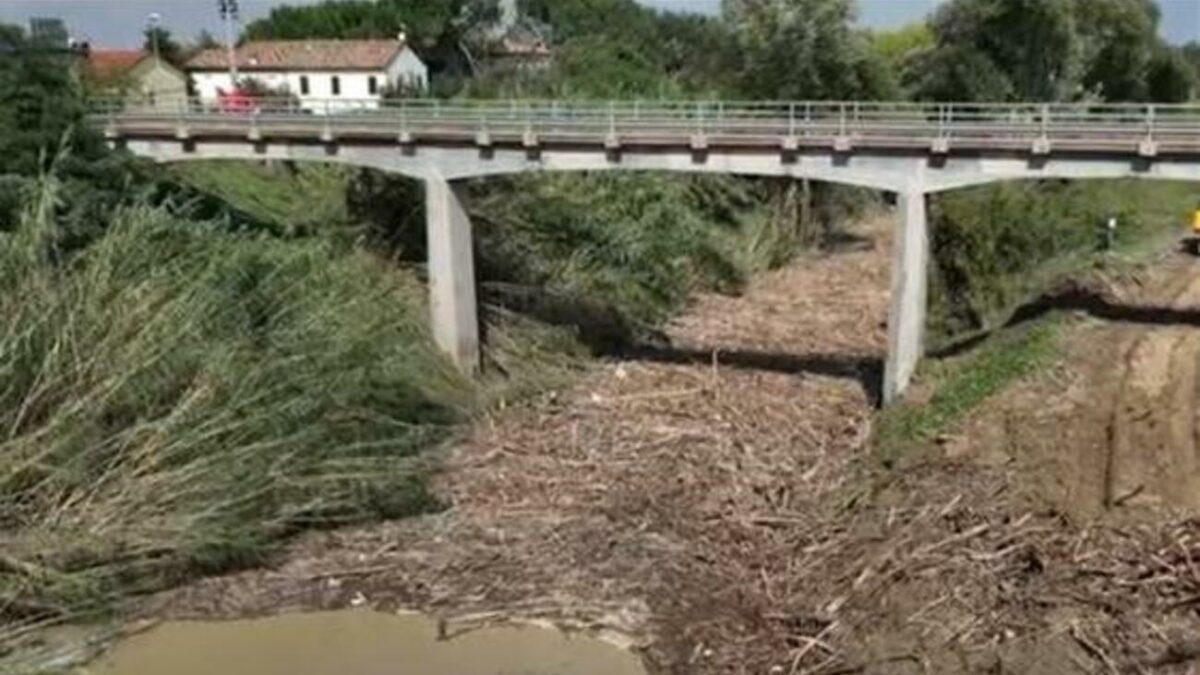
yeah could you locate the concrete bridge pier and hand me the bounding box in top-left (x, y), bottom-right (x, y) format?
top-left (883, 188), bottom-right (930, 405)
top-left (425, 175), bottom-right (480, 374)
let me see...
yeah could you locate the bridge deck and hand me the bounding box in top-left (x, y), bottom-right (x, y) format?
top-left (93, 99), bottom-right (1200, 155)
top-left (92, 97), bottom-right (1200, 403)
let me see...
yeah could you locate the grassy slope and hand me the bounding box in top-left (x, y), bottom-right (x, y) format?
top-left (881, 180), bottom-right (1197, 465)
top-left (1, 182), bottom-right (480, 641)
top-left (0, 161), bottom-right (802, 640)
top-left (875, 320), bottom-right (1061, 467)
top-left (173, 162), bottom-right (820, 340)
top-left (169, 161), bottom-right (352, 234)
top-left (928, 180), bottom-right (1197, 343)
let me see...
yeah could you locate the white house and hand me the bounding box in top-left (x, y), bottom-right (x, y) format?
top-left (186, 38), bottom-right (427, 113)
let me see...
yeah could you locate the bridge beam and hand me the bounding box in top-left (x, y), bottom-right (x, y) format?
top-left (883, 188), bottom-right (929, 405)
top-left (425, 176), bottom-right (480, 374)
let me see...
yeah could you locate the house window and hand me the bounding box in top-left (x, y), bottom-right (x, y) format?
top-left (368, 76), bottom-right (378, 95)
top-left (331, 75), bottom-right (341, 96)
top-left (299, 75), bottom-right (310, 95)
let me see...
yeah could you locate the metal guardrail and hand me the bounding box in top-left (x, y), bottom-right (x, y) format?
top-left (89, 97), bottom-right (1200, 155)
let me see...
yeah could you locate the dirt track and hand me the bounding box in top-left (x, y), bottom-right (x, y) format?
top-left (143, 217), bottom-right (1200, 674)
top-left (964, 254), bottom-right (1200, 524)
top-left (1108, 272), bottom-right (1200, 514)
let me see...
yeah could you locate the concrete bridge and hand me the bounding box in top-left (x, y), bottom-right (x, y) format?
top-left (92, 98), bottom-right (1200, 403)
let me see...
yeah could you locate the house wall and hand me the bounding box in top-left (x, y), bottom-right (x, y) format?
top-left (388, 48), bottom-right (428, 91)
top-left (191, 69), bottom-right (397, 113)
top-left (141, 63), bottom-right (188, 104)
top-left (189, 48), bottom-right (428, 114)
top-left (116, 60), bottom-right (189, 112)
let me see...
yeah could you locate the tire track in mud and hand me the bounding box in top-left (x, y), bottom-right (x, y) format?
top-left (1105, 269), bottom-right (1200, 513)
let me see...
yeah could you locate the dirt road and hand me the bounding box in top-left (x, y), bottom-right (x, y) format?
top-left (957, 253), bottom-right (1200, 523)
top-left (1107, 271), bottom-right (1200, 513)
top-left (145, 219), bottom-right (1200, 674)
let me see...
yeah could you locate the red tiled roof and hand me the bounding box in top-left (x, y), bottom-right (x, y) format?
top-left (87, 49), bottom-right (146, 79)
top-left (186, 40), bottom-right (407, 72)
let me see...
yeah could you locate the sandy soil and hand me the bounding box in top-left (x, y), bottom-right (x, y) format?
top-left (140, 215), bottom-right (1200, 674)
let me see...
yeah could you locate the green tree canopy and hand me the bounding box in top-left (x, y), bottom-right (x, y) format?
top-left (869, 23), bottom-right (933, 70)
top-left (1146, 45), bottom-right (1197, 102)
top-left (912, 0), bottom-right (1191, 103)
top-left (868, 23), bottom-right (934, 98)
top-left (193, 29), bottom-right (221, 51)
top-left (721, 0), bottom-right (896, 100)
top-left (0, 24), bottom-right (95, 175)
top-left (509, 0), bottom-right (735, 97)
top-left (1181, 41), bottom-right (1200, 90)
top-left (915, 0), bottom-right (1082, 102)
top-left (1075, 0), bottom-right (1159, 100)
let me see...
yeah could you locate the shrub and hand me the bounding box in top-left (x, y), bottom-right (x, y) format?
top-left (927, 179), bottom-right (1195, 339)
top-left (0, 178), bottom-right (472, 629)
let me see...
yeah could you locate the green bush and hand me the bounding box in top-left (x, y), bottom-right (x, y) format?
top-left (176, 162), bottom-right (827, 350)
top-left (0, 178), bottom-right (473, 628)
top-left (928, 180), bottom-right (1196, 339)
top-left (472, 172), bottom-right (753, 334)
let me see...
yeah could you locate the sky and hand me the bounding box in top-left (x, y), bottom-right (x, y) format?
top-left (0, 0), bottom-right (1196, 48)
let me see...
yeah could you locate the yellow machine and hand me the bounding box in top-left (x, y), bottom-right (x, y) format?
top-left (1189, 205), bottom-right (1200, 255)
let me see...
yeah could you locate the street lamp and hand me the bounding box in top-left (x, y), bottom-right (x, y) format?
top-left (147, 12), bottom-right (161, 63)
top-left (218, 0), bottom-right (239, 83)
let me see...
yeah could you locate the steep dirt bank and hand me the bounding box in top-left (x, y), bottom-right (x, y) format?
top-left (139, 219), bottom-right (1200, 674)
top-left (953, 255), bottom-right (1200, 522)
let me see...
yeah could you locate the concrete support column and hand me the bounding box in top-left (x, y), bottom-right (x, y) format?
top-left (425, 175), bottom-right (480, 374)
top-left (883, 188), bottom-right (929, 405)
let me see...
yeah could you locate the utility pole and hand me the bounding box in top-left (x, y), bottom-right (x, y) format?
top-left (218, 0), bottom-right (239, 83)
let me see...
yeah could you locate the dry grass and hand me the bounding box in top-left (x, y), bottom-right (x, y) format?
top-left (0, 178), bottom-right (474, 654)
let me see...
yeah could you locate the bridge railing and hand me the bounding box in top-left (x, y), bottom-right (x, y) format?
top-left (89, 97), bottom-right (1200, 151)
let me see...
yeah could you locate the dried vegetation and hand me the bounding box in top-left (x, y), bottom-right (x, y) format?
top-left (138, 216), bottom-right (1200, 674)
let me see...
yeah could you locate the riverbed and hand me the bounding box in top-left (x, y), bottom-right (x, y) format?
top-left (87, 610), bottom-right (646, 675)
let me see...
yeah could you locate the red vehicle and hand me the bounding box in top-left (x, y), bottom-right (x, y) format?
top-left (216, 87), bottom-right (257, 115)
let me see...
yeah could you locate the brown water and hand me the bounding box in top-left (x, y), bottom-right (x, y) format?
top-left (85, 610), bottom-right (647, 675)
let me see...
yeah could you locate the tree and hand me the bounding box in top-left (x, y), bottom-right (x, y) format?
top-left (549, 36), bottom-right (682, 99)
top-left (520, 0), bottom-right (660, 46)
top-left (193, 29), bottom-right (220, 51)
top-left (1075, 0), bottom-right (1159, 101)
top-left (915, 0), bottom-right (1082, 102)
top-left (908, 43), bottom-right (1016, 102)
top-left (1146, 45), bottom-right (1197, 102)
top-left (143, 26), bottom-right (184, 66)
top-left (721, 0), bottom-right (896, 101)
top-left (0, 23), bottom-right (95, 175)
top-left (1182, 41), bottom-right (1200, 89)
top-left (869, 23), bottom-right (934, 98)
top-left (870, 23), bottom-right (933, 72)
top-left (506, 0), bottom-right (736, 97)
top-left (913, 0), bottom-right (1185, 103)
